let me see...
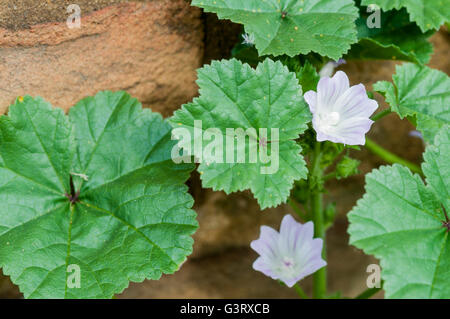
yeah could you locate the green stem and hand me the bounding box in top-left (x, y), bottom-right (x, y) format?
top-left (310, 142), bottom-right (327, 299)
top-left (288, 198), bottom-right (308, 220)
top-left (355, 284), bottom-right (383, 299)
top-left (365, 138), bottom-right (423, 175)
top-left (294, 283), bottom-right (309, 299)
top-left (371, 107), bottom-right (391, 121)
top-left (323, 172), bottom-right (336, 181)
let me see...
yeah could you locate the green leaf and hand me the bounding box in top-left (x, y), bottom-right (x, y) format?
top-left (373, 63), bottom-right (450, 144)
top-left (169, 58), bottom-right (311, 209)
top-left (192, 0), bottom-right (359, 60)
top-left (347, 8), bottom-right (433, 64)
top-left (422, 127), bottom-right (450, 210)
top-left (0, 92), bottom-right (197, 299)
top-left (295, 60), bottom-right (320, 93)
top-left (361, 0), bottom-right (450, 32)
top-left (348, 128), bottom-right (450, 298)
top-left (336, 155), bottom-right (360, 179)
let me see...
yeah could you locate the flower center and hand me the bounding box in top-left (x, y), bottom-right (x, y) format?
top-left (318, 111), bottom-right (340, 133)
top-left (322, 111), bottom-right (340, 126)
top-left (282, 257), bottom-right (295, 269)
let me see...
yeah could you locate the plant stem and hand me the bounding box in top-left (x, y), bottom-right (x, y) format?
top-left (355, 284), bottom-right (383, 299)
top-left (288, 198), bottom-right (308, 220)
top-left (371, 107), bottom-right (391, 121)
top-left (294, 283), bottom-right (309, 299)
top-left (365, 138), bottom-right (423, 175)
top-left (323, 172), bottom-right (336, 181)
top-left (310, 142), bottom-right (327, 299)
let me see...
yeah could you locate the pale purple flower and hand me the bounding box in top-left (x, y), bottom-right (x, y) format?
top-left (319, 59), bottom-right (346, 78)
top-left (304, 71), bottom-right (378, 145)
top-left (409, 130), bottom-right (424, 140)
top-left (250, 214), bottom-right (326, 287)
top-left (409, 130), bottom-right (425, 146)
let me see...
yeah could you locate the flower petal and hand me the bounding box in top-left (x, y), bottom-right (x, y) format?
top-left (282, 276), bottom-right (302, 288)
top-left (310, 238), bottom-right (325, 259)
top-left (312, 115), bottom-right (344, 144)
top-left (279, 214), bottom-right (298, 235)
top-left (317, 71), bottom-right (350, 112)
top-left (250, 225), bottom-right (279, 258)
top-left (334, 117), bottom-right (375, 145)
top-left (333, 84), bottom-right (378, 118)
top-left (299, 258), bottom-right (327, 280)
top-left (292, 221), bottom-right (314, 252)
top-left (252, 257), bottom-right (280, 281)
top-left (304, 91), bottom-right (317, 113)
top-left (279, 215), bottom-right (306, 253)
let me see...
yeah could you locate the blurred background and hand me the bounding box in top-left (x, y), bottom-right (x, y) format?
top-left (0, 0), bottom-right (449, 299)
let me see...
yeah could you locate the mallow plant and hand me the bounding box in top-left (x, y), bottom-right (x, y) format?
top-left (0, 0), bottom-right (448, 299)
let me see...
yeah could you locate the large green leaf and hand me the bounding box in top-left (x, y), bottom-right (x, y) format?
top-left (348, 128), bottom-right (450, 298)
top-left (374, 63), bottom-right (450, 144)
top-left (361, 0), bottom-right (450, 32)
top-left (347, 8), bottom-right (433, 64)
top-left (0, 92), bottom-right (197, 298)
top-left (192, 0), bottom-right (359, 60)
top-left (169, 59), bottom-right (311, 209)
